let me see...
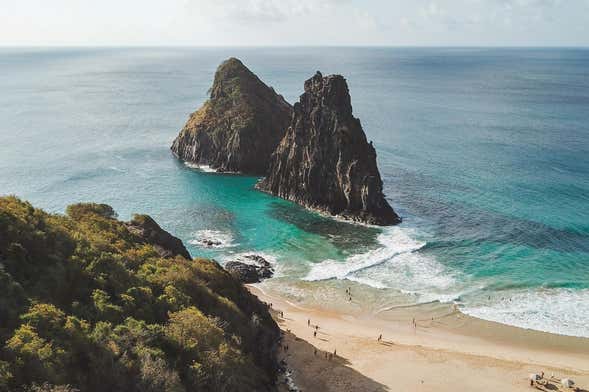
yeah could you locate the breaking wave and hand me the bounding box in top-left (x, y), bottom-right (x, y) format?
top-left (461, 288), bottom-right (589, 338)
top-left (303, 227), bottom-right (463, 302)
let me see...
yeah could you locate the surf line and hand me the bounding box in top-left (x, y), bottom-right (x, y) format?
top-left (248, 284), bottom-right (314, 313)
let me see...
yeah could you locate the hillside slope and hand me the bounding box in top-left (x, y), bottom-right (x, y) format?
top-left (0, 196), bottom-right (279, 392)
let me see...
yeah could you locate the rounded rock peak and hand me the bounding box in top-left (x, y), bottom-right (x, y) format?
top-left (218, 57), bottom-right (247, 71)
top-left (214, 57), bottom-right (257, 84)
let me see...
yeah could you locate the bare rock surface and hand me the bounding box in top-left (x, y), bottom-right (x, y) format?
top-left (258, 71), bottom-right (400, 226)
top-left (225, 255), bottom-right (274, 283)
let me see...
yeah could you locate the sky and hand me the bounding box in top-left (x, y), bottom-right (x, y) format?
top-left (1, 0), bottom-right (588, 46)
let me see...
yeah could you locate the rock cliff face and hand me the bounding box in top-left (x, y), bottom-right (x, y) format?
top-left (126, 214), bottom-right (191, 259)
top-left (258, 72), bottom-right (401, 226)
top-left (171, 57), bottom-right (292, 175)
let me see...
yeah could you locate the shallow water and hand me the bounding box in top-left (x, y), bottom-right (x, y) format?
top-left (1, 47), bottom-right (588, 337)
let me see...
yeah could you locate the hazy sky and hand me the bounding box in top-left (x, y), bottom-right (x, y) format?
top-left (2, 0), bottom-right (588, 46)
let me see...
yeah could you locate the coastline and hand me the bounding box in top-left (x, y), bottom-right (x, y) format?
top-left (248, 285), bottom-right (589, 392)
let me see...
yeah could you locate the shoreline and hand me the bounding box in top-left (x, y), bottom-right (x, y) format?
top-left (248, 285), bottom-right (589, 392)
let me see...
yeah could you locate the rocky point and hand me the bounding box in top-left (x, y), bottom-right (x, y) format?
top-left (171, 57), bottom-right (292, 175)
top-left (258, 71), bottom-right (400, 226)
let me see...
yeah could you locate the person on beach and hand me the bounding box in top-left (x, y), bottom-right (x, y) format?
top-left (308, 319), bottom-right (310, 327)
top-left (333, 349), bottom-right (337, 357)
top-left (378, 334), bottom-right (382, 342)
top-left (313, 331), bottom-right (317, 338)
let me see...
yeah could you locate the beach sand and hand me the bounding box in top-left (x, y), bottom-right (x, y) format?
top-left (248, 285), bottom-right (589, 392)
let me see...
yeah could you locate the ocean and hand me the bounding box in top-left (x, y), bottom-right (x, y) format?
top-left (1, 47), bottom-right (588, 337)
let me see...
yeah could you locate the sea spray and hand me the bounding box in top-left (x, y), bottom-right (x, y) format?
top-left (184, 161), bottom-right (218, 173)
top-left (189, 229), bottom-right (237, 248)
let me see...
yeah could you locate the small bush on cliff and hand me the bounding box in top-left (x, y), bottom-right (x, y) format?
top-left (0, 196), bottom-right (278, 392)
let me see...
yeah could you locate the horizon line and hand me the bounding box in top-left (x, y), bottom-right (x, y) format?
top-left (1, 44), bottom-right (589, 49)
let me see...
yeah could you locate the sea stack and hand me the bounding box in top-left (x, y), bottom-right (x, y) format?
top-left (171, 58), bottom-right (292, 175)
top-left (258, 72), bottom-right (401, 226)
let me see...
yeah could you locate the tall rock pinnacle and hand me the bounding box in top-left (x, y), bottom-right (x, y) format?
top-left (258, 72), bottom-right (401, 226)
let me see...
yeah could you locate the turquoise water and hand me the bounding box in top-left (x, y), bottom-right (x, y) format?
top-left (1, 47), bottom-right (588, 337)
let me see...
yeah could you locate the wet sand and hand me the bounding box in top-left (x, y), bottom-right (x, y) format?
top-left (249, 285), bottom-right (589, 392)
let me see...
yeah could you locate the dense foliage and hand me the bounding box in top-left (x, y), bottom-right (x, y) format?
top-left (0, 196), bottom-right (279, 392)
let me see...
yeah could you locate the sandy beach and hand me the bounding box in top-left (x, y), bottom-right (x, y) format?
top-left (248, 285), bottom-right (589, 392)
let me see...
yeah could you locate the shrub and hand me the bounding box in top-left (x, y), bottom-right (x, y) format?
top-left (0, 197), bottom-right (279, 391)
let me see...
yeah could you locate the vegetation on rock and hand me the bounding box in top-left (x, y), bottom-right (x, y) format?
top-left (0, 196), bottom-right (279, 392)
top-left (171, 58), bottom-right (292, 175)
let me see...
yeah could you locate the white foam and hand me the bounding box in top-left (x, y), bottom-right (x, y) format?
top-left (302, 226), bottom-right (467, 304)
top-left (184, 161), bottom-right (217, 173)
top-left (462, 288), bottom-right (589, 338)
top-left (189, 229), bottom-right (236, 248)
top-left (304, 227), bottom-right (424, 281)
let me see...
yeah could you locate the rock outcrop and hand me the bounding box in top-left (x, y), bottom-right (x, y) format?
top-left (258, 72), bottom-right (401, 226)
top-left (126, 214), bottom-right (191, 259)
top-left (171, 57), bottom-right (293, 175)
top-left (225, 255), bottom-right (274, 283)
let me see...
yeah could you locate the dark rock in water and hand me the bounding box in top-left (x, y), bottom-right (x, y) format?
top-left (126, 215), bottom-right (191, 259)
top-left (225, 255), bottom-right (274, 283)
top-left (171, 57), bottom-right (293, 175)
top-left (201, 239), bottom-right (222, 248)
top-left (258, 71), bottom-right (401, 226)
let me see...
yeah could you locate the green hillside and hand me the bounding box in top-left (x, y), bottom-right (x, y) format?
top-left (0, 196), bottom-right (279, 392)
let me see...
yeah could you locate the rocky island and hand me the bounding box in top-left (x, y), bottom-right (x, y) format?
top-left (171, 57), bottom-right (292, 175)
top-left (258, 72), bottom-right (401, 226)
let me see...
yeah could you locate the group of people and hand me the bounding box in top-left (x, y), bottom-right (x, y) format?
top-left (307, 318), bottom-right (338, 360)
top-left (309, 319), bottom-right (320, 338)
top-left (345, 287), bottom-right (353, 302)
top-left (529, 371), bottom-right (579, 391)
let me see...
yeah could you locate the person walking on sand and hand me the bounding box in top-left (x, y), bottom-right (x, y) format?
top-left (308, 319), bottom-right (310, 327)
top-left (378, 334), bottom-right (382, 342)
top-left (313, 331), bottom-right (317, 338)
top-left (333, 349), bottom-right (337, 357)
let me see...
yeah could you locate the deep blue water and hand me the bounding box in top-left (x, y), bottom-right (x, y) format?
top-left (1, 47), bottom-right (588, 337)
